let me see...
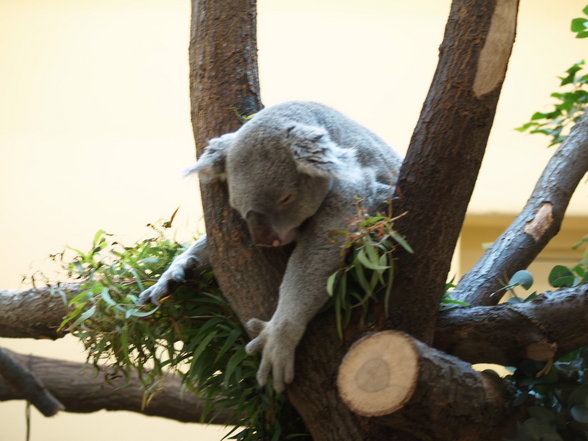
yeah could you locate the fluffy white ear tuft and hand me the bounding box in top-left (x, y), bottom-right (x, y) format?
top-left (184, 133), bottom-right (236, 183)
top-left (286, 123), bottom-right (355, 179)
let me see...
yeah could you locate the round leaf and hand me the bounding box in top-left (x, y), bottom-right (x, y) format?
top-left (508, 269), bottom-right (534, 290)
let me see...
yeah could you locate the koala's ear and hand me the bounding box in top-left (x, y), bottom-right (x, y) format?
top-left (286, 123), bottom-right (355, 178)
top-left (184, 133), bottom-right (236, 182)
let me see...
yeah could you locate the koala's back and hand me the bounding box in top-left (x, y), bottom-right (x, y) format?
top-left (242, 101), bottom-right (402, 185)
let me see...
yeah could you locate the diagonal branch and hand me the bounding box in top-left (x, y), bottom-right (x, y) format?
top-left (0, 348), bottom-right (233, 424)
top-left (389, 0), bottom-right (520, 343)
top-left (454, 109), bottom-right (588, 306)
top-left (435, 284), bottom-right (588, 365)
top-left (0, 347), bottom-right (64, 416)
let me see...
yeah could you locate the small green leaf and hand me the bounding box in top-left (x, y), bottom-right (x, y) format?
top-left (548, 265), bottom-right (575, 287)
top-left (508, 269), bottom-right (534, 290)
top-left (571, 17), bottom-right (588, 32)
top-left (68, 304), bottom-right (97, 329)
top-left (356, 248), bottom-right (389, 271)
top-left (326, 271), bottom-right (339, 296)
top-left (390, 231), bottom-right (413, 253)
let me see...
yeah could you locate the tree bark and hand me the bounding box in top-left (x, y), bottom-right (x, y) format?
top-left (0, 348), bottom-right (233, 424)
top-left (435, 284), bottom-right (588, 365)
top-left (0, 347), bottom-right (64, 416)
top-left (189, 0), bottom-right (287, 326)
top-left (388, 0), bottom-right (520, 344)
top-left (337, 331), bottom-right (515, 441)
top-left (0, 284), bottom-right (74, 339)
top-left (454, 109), bottom-right (588, 306)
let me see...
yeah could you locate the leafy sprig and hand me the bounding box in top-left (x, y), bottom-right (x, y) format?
top-left (326, 200), bottom-right (412, 338)
top-left (58, 221), bottom-right (308, 441)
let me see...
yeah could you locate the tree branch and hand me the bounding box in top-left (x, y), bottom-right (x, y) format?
top-left (0, 284), bottom-right (75, 339)
top-left (0, 348), bottom-right (233, 424)
top-left (389, 0), bottom-right (520, 343)
top-left (337, 330), bottom-right (515, 441)
top-left (435, 284), bottom-right (588, 365)
top-left (454, 110), bottom-right (588, 306)
top-left (0, 347), bottom-right (64, 416)
top-left (4, 280), bottom-right (586, 369)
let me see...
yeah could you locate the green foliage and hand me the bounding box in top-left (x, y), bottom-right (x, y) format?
top-left (59, 220), bottom-right (308, 441)
top-left (571, 6), bottom-right (588, 39)
top-left (507, 240), bottom-right (588, 441)
top-left (506, 350), bottom-right (588, 441)
top-left (517, 6), bottom-right (588, 146)
top-left (326, 201), bottom-right (412, 338)
top-left (516, 61), bottom-right (588, 146)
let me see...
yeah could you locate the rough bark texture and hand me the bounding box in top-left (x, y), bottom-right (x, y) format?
top-left (0, 284), bottom-right (74, 339)
top-left (0, 348), bottom-right (232, 424)
top-left (454, 109), bottom-right (588, 306)
top-left (388, 0), bottom-right (520, 343)
top-left (189, 0), bottom-right (287, 325)
top-left (435, 284), bottom-right (588, 365)
top-left (0, 347), bottom-right (64, 416)
top-left (337, 331), bottom-right (514, 441)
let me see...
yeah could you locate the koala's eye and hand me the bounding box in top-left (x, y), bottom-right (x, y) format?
top-left (278, 193), bottom-right (294, 206)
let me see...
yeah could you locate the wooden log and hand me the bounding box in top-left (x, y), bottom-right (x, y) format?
top-left (337, 330), bottom-right (513, 440)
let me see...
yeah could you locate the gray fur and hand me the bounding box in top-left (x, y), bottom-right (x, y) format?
top-left (138, 101), bottom-right (402, 392)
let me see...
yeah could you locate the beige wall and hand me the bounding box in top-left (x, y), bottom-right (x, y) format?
top-left (0, 0), bottom-right (586, 439)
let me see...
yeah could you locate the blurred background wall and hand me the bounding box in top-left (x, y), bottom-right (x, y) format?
top-left (0, 0), bottom-right (586, 439)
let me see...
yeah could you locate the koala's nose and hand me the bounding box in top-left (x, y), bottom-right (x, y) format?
top-left (245, 211), bottom-right (281, 247)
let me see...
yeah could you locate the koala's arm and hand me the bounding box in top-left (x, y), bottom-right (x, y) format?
top-left (245, 214), bottom-right (347, 392)
top-left (138, 235), bottom-right (210, 305)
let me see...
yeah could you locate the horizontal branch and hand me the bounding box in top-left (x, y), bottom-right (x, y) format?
top-left (337, 330), bottom-right (514, 441)
top-left (0, 284), bottom-right (76, 339)
top-left (3, 281), bottom-right (587, 368)
top-left (0, 348), bottom-right (233, 424)
top-left (435, 284), bottom-right (588, 365)
top-left (454, 109), bottom-right (588, 306)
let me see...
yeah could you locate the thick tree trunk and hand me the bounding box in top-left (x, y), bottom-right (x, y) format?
top-left (189, 0), bottom-right (288, 325)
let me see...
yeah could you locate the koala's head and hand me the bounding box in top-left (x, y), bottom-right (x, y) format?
top-left (187, 120), bottom-right (353, 247)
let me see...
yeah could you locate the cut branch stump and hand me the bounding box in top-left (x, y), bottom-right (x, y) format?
top-left (338, 330), bottom-right (513, 441)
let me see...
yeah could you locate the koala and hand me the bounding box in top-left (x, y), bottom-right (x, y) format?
top-left (139, 101), bottom-right (402, 392)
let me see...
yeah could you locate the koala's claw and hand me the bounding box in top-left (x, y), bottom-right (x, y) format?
top-left (138, 256), bottom-right (200, 306)
top-left (246, 317), bottom-right (265, 336)
top-left (245, 318), bottom-right (300, 393)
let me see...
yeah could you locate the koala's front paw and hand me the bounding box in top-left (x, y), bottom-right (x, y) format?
top-left (245, 318), bottom-right (304, 393)
top-left (138, 255), bottom-right (199, 305)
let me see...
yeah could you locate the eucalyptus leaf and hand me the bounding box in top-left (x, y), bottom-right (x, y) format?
top-left (508, 270), bottom-right (534, 290)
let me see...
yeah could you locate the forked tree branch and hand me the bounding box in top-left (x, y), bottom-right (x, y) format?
top-left (454, 109), bottom-right (588, 306)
